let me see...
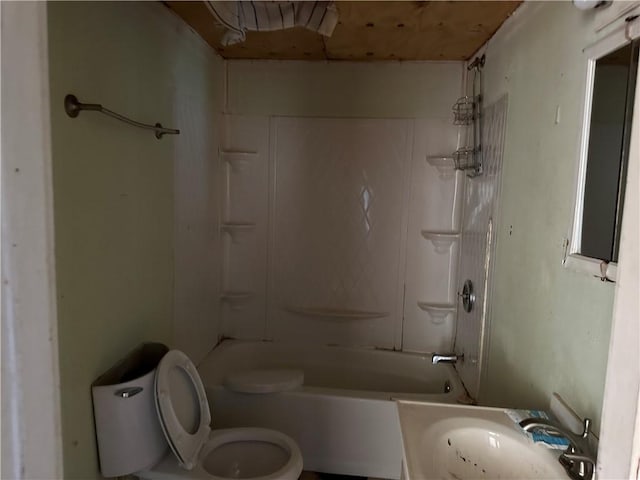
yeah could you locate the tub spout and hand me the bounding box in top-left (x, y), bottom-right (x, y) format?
top-left (432, 353), bottom-right (463, 364)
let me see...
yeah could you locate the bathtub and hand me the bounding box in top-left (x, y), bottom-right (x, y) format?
top-left (197, 340), bottom-right (464, 479)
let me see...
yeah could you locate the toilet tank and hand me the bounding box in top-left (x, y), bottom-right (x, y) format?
top-left (92, 343), bottom-right (169, 477)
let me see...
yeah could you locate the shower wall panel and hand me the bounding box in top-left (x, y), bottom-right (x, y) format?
top-left (220, 115), bottom-right (461, 350)
top-left (220, 115), bottom-right (270, 340)
top-left (268, 117), bottom-right (412, 348)
top-left (455, 95), bottom-right (508, 397)
top-left (402, 118), bottom-right (462, 353)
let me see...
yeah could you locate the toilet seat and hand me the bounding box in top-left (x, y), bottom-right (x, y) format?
top-left (155, 350), bottom-right (211, 470)
top-left (145, 349), bottom-right (303, 480)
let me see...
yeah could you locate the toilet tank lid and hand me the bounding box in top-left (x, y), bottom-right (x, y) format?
top-left (223, 369), bottom-right (304, 394)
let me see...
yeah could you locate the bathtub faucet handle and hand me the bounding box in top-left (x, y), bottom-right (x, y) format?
top-left (432, 353), bottom-right (463, 365)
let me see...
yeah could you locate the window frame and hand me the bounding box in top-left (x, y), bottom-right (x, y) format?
top-left (565, 22), bottom-right (639, 282)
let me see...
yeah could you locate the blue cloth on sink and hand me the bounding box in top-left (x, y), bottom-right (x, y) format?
top-left (506, 409), bottom-right (571, 450)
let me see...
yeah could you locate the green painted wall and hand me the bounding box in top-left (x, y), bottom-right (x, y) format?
top-left (48, 2), bottom-right (222, 478)
top-left (479, 3), bottom-right (616, 434)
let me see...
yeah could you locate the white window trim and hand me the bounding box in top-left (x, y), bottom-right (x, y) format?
top-left (563, 253), bottom-right (618, 282)
top-left (597, 12), bottom-right (640, 478)
top-left (565, 15), bottom-right (640, 283)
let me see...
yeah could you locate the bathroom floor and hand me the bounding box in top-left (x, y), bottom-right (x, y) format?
top-left (300, 472), bottom-right (386, 480)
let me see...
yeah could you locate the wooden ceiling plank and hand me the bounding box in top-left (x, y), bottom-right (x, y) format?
top-left (164, 0), bottom-right (521, 62)
top-left (221, 28), bottom-right (326, 60)
top-left (164, 1), bottom-right (227, 53)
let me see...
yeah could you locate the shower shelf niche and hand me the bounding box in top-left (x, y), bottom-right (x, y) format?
top-left (220, 150), bottom-right (258, 172)
top-left (285, 306), bottom-right (389, 320)
top-left (221, 291), bottom-right (253, 309)
top-left (417, 302), bottom-right (456, 324)
top-left (221, 222), bottom-right (256, 243)
top-left (426, 155), bottom-right (456, 179)
top-left (420, 230), bottom-right (460, 254)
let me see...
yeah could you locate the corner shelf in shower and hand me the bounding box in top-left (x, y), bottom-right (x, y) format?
top-left (221, 222), bottom-right (256, 243)
top-left (221, 291), bottom-right (253, 309)
top-left (285, 306), bottom-right (389, 320)
top-left (420, 230), bottom-right (460, 254)
top-left (417, 302), bottom-right (456, 325)
top-left (220, 150), bottom-right (258, 172)
top-left (426, 155), bottom-right (456, 179)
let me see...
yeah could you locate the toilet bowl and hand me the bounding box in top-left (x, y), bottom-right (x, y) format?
top-left (142, 349), bottom-right (303, 480)
top-left (92, 346), bottom-right (303, 480)
top-left (139, 428), bottom-right (302, 480)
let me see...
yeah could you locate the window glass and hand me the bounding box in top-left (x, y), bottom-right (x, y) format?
top-left (581, 41), bottom-right (638, 262)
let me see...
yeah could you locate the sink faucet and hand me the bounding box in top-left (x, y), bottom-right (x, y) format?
top-left (519, 417), bottom-right (595, 480)
top-left (432, 353), bottom-right (463, 364)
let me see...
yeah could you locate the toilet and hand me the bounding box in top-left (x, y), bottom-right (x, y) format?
top-left (92, 345), bottom-right (303, 480)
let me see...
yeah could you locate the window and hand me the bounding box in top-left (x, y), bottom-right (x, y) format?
top-left (567, 38), bottom-right (639, 279)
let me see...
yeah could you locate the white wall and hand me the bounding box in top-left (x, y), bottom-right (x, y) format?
top-left (597, 27), bottom-right (640, 474)
top-left (173, 46), bottom-right (225, 364)
top-left (2, 3), bottom-right (63, 478)
top-left (477, 2), bottom-right (617, 433)
top-left (227, 60), bottom-right (463, 118)
top-left (47, 2), bottom-right (224, 478)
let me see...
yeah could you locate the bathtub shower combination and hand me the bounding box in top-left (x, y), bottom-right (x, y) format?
top-left (199, 88), bottom-right (508, 479)
top-left (198, 341), bottom-right (464, 479)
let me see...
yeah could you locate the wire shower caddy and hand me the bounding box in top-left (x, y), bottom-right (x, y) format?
top-left (452, 96), bottom-right (476, 126)
top-left (451, 54), bottom-right (485, 177)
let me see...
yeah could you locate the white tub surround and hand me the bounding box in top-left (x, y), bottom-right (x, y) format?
top-left (454, 95), bottom-right (509, 397)
top-left (198, 340), bottom-right (464, 479)
top-left (219, 114), bottom-right (463, 354)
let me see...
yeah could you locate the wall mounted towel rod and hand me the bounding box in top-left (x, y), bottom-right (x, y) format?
top-left (64, 94), bottom-right (180, 139)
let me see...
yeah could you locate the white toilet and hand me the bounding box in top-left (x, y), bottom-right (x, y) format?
top-left (92, 345), bottom-right (303, 480)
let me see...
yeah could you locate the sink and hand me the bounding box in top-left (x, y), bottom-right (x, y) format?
top-left (417, 417), bottom-right (567, 479)
top-left (397, 401), bottom-right (568, 480)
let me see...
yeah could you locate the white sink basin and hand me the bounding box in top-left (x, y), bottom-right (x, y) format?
top-left (397, 401), bottom-right (568, 480)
